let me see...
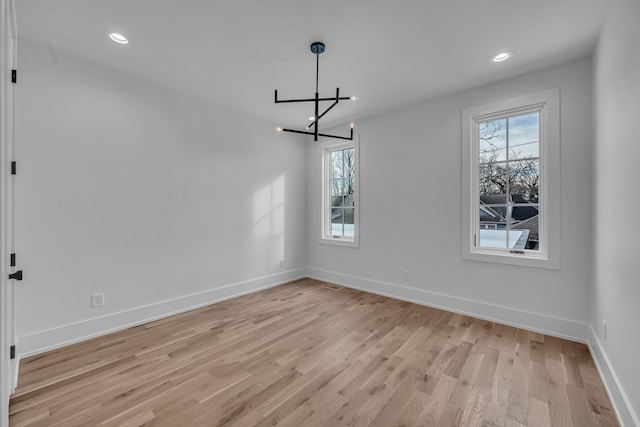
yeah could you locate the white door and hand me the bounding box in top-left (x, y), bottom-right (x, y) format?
top-left (1, 0), bottom-right (17, 425)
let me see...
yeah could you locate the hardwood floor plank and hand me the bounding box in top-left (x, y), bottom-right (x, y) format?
top-left (566, 383), bottom-right (596, 427)
top-left (527, 396), bottom-right (551, 427)
top-left (457, 387), bottom-right (490, 426)
top-left (392, 389), bottom-right (430, 427)
top-left (9, 279), bottom-right (618, 427)
top-left (546, 358), bottom-right (574, 427)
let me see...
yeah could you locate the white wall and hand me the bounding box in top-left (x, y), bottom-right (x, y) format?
top-left (592, 0), bottom-right (640, 424)
top-left (14, 41), bottom-right (307, 356)
top-left (307, 58), bottom-right (594, 340)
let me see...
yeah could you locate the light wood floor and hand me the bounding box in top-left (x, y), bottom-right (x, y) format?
top-left (9, 278), bottom-right (618, 427)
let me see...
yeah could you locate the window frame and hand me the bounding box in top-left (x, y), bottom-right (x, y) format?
top-left (461, 89), bottom-right (560, 269)
top-left (320, 137), bottom-right (360, 247)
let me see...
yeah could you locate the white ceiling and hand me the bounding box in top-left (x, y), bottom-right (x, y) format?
top-left (16, 0), bottom-right (608, 129)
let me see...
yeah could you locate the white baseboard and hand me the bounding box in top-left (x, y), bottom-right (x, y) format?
top-left (18, 268), bottom-right (306, 359)
top-left (588, 327), bottom-right (639, 427)
top-left (11, 360), bottom-right (17, 394)
top-left (306, 267), bottom-right (590, 343)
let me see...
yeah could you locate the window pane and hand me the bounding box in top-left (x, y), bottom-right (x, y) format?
top-left (343, 148), bottom-right (355, 181)
top-left (331, 179), bottom-right (345, 196)
top-left (511, 203), bottom-right (539, 221)
top-left (512, 206), bottom-right (539, 250)
top-left (478, 227), bottom-right (507, 249)
top-left (479, 204), bottom-right (508, 225)
top-left (509, 159), bottom-right (540, 203)
top-left (344, 177), bottom-right (355, 196)
top-left (331, 195), bottom-right (344, 208)
top-left (478, 228), bottom-right (531, 250)
top-left (344, 193), bottom-right (355, 207)
top-left (331, 209), bottom-right (344, 236)
top-left (343, 208), bottom-right (355, 237)
top-left (508, 112), bottom-right (539, 160)
top-left (479, 162), bottom-right (508, 196)
top-left (479, 119), bottom-right (507, 163)
top-left (331, 150), bottom-right (344, 178)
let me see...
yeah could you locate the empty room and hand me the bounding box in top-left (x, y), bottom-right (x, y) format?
top-left (1, 0), bottom-right (639, 426)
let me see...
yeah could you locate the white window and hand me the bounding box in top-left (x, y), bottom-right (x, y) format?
top-left (462, 89), bottom-right (560, 269)
top-left (322, 139), bottom-right (359, 247)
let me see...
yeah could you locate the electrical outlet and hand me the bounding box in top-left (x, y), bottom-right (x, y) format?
top-left (603, 320), bottom-right (607, 341)
top-left (279, 259), bottom-right (285, 268)
top-left (403, 270), bottom-right (410, 281)
top-left (91, 293), bottom-right (104, 308)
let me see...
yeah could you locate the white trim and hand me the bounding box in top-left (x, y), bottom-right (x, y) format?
top-left (320, 136), bottom-right (360, 248)
top-left (587, 327), bottom-right (639, 427)
top-left (461, 89), bottom-right (560, 269)
top-left (17, 268), bottom-right (306, 358)
top-left (306, 267), bottom-right (588, 342)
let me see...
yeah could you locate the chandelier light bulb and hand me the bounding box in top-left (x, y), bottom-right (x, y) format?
top-left (350, 96), bottom-right (358, 101)
top-left (276, 127), bottom-right (283, 132)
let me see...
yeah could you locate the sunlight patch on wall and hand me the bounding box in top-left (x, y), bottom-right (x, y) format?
top-left (253, 175), bottom-right (285, 266)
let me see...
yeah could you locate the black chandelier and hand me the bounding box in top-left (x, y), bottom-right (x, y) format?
top-left (275, 42), bottom-right (356, 141)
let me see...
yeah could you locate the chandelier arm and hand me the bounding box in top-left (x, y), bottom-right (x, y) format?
top-left (275, 98), bottom-right (319, 103)
top-left (318, 88), bottom-right (340, 119)
top-left (280, 128), bottom-right (315, 136)
top-left (274, 91), bottom-right (317, 103)
top-left (276, 97), bottom-right (351, 103)
top-left (307, 99), bottom-right (339, 129)
top-left (317, 129), bottom-right (353, 141)
top-left (280, 126), bottom-right (354, 141)
top-left (274, 89), bottom-right (351, 103)
top-left (307, 88), bottom-right (340, 129)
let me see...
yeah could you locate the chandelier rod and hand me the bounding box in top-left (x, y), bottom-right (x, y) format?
top-left (314, 53), bottom-right (319, 138)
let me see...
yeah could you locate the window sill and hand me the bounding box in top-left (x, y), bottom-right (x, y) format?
top-left (319, 237), bottom-right (359, 248)
top-left (463, 249), bottom-right (559, 270)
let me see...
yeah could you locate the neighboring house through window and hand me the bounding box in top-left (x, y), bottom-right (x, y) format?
top-left (461, 89), bottom-right (560, 269)
top-left (322, 139), bottom-right (359, 247)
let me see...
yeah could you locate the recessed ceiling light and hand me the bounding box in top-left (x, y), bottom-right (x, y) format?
top-left (108, 32), bottom-right (129, 45)
top-left (491, 51), bottom-right (512, 63)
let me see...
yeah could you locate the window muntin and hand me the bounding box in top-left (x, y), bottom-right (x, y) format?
top-left (323, 141), bottom-right (358, 245)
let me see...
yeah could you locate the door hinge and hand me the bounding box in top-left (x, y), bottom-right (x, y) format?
top-left (11, 69), bottom-right (17, 84)
top-left (8, 270), bottom-right (22, 281)
top-left (10, 345), bottom-right (15, 360)
top-left (11, 161), bottom-right (16, 175)
top-left (10, 253), bottom-right (16, 267)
